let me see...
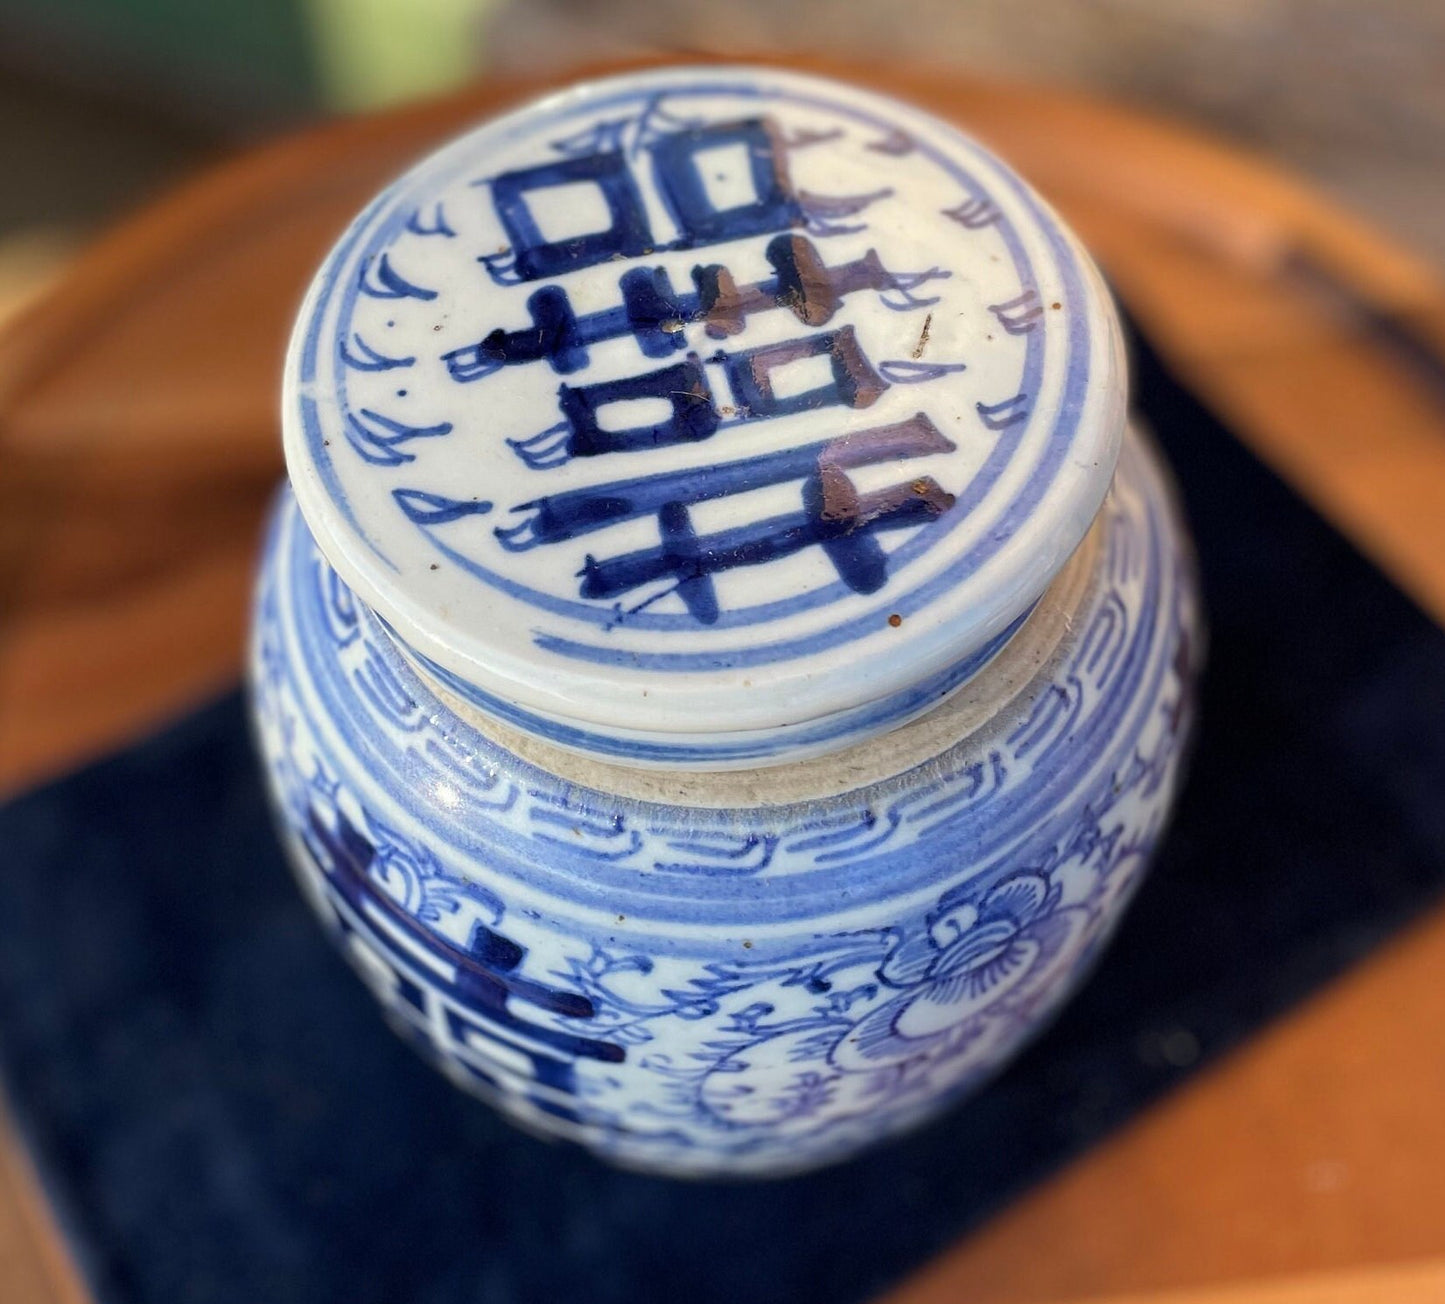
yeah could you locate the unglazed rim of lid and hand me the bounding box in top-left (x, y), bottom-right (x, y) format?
top-left (282, 64), bottom-right (1125, 765)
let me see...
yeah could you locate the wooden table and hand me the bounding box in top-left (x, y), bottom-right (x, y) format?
top-left (3, 60), bottom-right (1445, 1304)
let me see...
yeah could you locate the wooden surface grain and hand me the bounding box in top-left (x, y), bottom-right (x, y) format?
top-left (1, 60), bottom-right (1444, 1304)
top-left (884, 907), bottom-right (1445, 1303)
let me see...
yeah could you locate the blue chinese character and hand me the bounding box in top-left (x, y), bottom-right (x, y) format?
top-left (508, 325), bottom-right (891, 468)
top-left (485, 116), bottom-right (803, 284)
top-left (497, 413), bottom-right (956, 623)
top-left (558, 355), bottom-right (720, 458)
top-left (649, 117), bottom-right (803, 247)
top-left (489, 149), bottom-right (653, 282)
top-left (303, 806), bottom-right (624, 1103)
top-left (715, 324), bottom-right (886, 419)
top-left (444, 235), bottom-right (911, 381)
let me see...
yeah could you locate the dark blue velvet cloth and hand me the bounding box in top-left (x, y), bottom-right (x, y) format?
top-left (2, 324), bottom-right (1444, 1304)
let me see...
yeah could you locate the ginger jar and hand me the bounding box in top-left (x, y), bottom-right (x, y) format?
top-left (248, 65), bottom-right (1201, 1178)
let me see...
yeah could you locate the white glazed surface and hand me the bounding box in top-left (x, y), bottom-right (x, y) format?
top-left (282, 66), bottom-right (1125, 764)
top-left (249, 426), bottom-right (1199, 1177)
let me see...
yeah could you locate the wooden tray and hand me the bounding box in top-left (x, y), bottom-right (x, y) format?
top-left (3, 60), bottom-right (1445, 1304)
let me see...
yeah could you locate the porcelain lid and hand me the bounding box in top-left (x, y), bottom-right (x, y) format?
top-left (283, 65), bottom-right (1125, 767)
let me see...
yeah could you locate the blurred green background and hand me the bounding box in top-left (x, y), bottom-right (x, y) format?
top-left (0, 0), bottom-right (1441, 292)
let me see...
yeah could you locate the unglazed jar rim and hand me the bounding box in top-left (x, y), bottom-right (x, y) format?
top-left (282, 64), bottom-right (1125, 764)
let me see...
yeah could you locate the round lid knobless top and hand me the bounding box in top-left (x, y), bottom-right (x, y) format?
top-left (283, 65), bottom-right (1125, 769)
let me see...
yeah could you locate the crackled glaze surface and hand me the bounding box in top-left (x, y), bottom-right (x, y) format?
top-left (250, 428), bottom-right (1198, 1177)
top-left (283, 66), bottom-right (1124, 765)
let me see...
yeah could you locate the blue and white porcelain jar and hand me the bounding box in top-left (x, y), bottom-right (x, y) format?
top-left (249, 65), bottom-right (1201, 1177)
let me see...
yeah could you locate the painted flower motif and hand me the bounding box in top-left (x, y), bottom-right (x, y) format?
top-left (830, 872), bottom-right (1091, 1071)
